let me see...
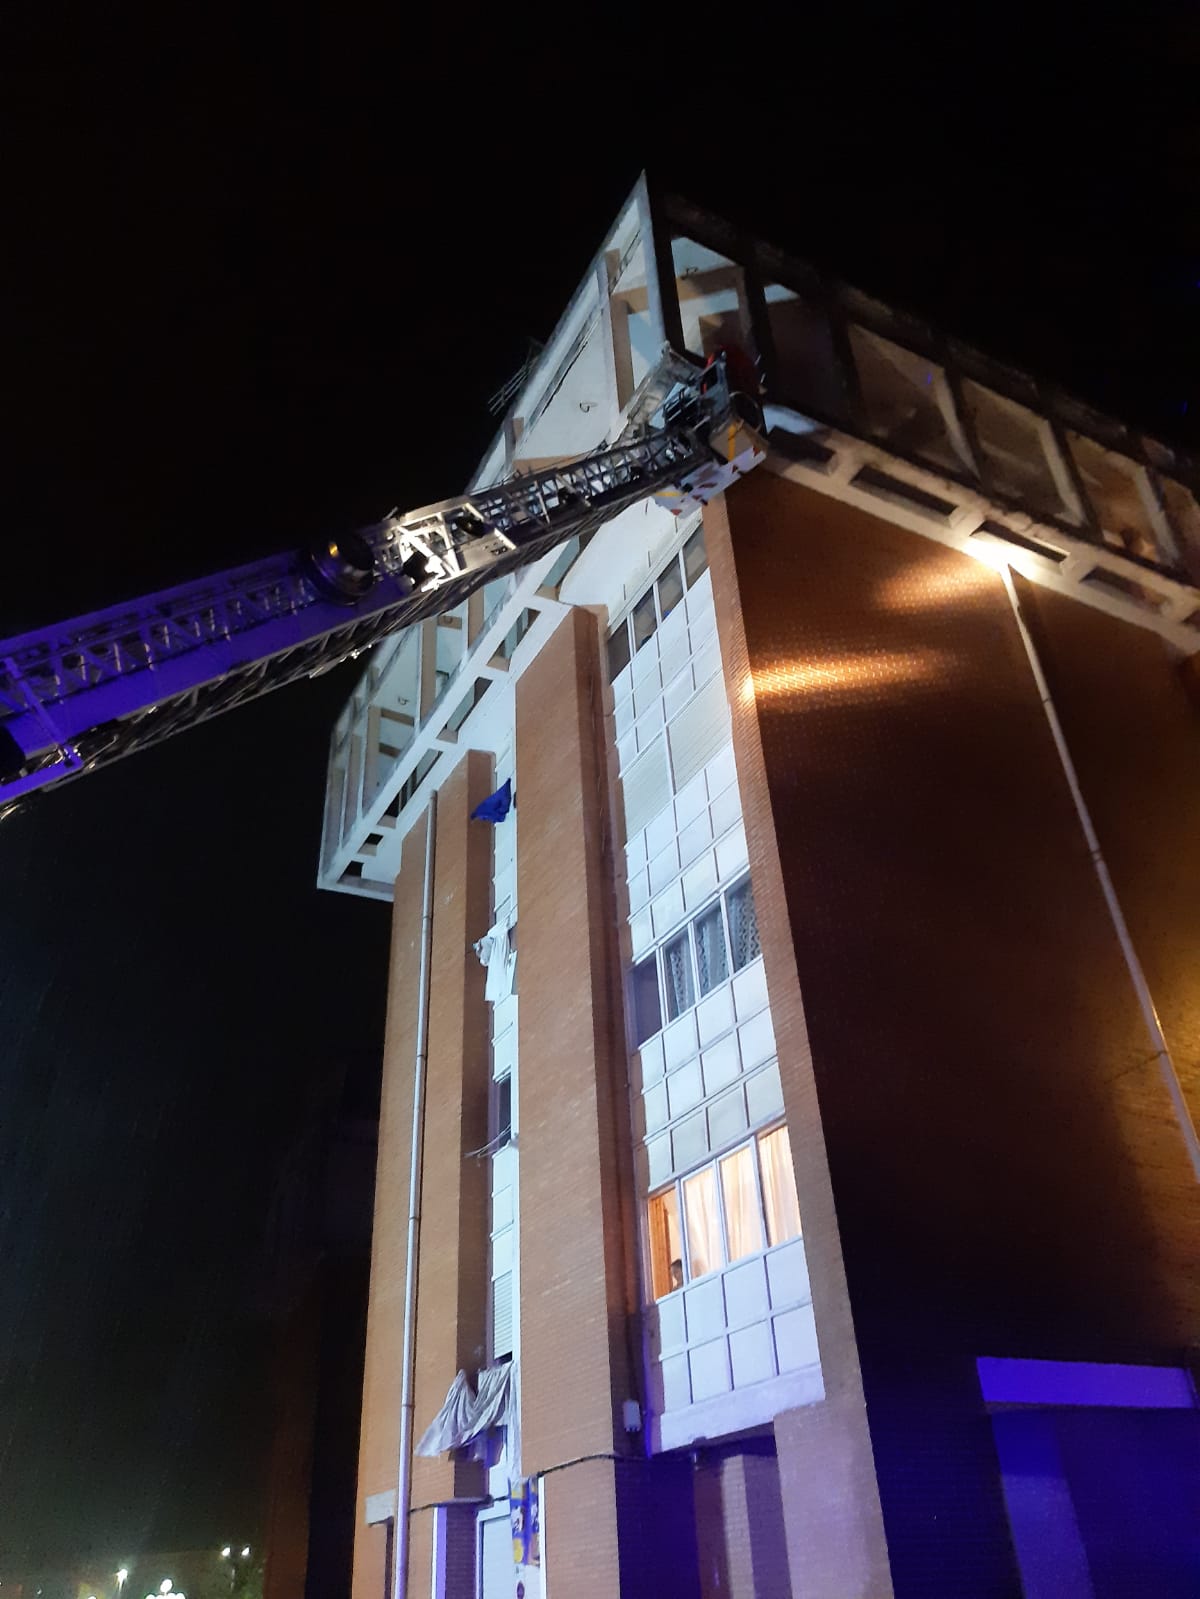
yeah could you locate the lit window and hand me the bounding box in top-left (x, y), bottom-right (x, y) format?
top-left (758, 1126), bottom-right (802, 1246)
top-left (725, 879), bottom-right (760, 971)
top-left (719, 1145), bottom-right (764, 1262)
top-left (662, 930), bottom-right (695, 1021)
top-left (647, 1125), bottom-right (801, 1298)
top-left (683, 1167), bottom-right (723, 1278)
top-left (683, 526), bottom-right (708, 589)
top-left (647, 1187), bottom-right (683, 1298)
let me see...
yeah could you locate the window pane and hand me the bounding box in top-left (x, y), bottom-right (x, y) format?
top-left (1067, 432), bottom-right (1171, 565)
top-left (657, 558), bottom-right (685, 621)
top-left (759, 1126), bottom-right (802, 1246)
top-left (961, 380), bottom-right (1082, 526)
top-left (683, 526), bottom-right (708, 589)
top-left (720, 1145), bottom-right (765, 1263)
top-left (648, 1186), bottom-right (684, 1298)
top-left (1159, 476), bottom-right (1200, 577)
top-left (632, 589), bottom-right (658, 653)
top-left (683, 1167), bottom-right (723, 1278)
top-left (726, 878), bottom-right (761, 971)
top-left (607, 622), bottom-right (631, 683)
top-left (495, 1074), bottom-right (512, 1144)
top-left (662, 931), bottom-right (695, 1021)
top-left (694, 903), bottom-right (729, 995)
top-left (847, 325), bottom-right (974, 478)
top-left (632, 956), bottom-right (662, 1045)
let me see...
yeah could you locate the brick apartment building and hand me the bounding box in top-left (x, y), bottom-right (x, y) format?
top-left (320, 178), bottom-right (1200, 1597)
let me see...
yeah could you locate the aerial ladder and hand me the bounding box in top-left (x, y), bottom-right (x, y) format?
top-left (0, 358), bottom-right (766, 823)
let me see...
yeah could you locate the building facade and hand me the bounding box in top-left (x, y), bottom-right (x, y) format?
top-left (324, 178), bottom-right (1200, 1597)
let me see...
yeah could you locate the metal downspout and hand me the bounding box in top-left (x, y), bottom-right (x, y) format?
top-left (1001, 566), bottom-right (1200, 1181)
top-left (394, 792), bottom-right (438, 1599)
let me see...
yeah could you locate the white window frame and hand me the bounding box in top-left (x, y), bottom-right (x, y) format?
top-left (607, 523), bottom-right (709, 681)
top-left (631, 872), bottom-right (759, 1046)
top-left (648, 1122), bottom-right (795, 1297)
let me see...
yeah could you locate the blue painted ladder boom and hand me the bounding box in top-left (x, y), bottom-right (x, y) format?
top-left (0, 362), bottom-right (765, 819)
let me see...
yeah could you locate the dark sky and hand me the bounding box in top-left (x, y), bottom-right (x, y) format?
top-left (2, 3), bottom-right (1198, 1582)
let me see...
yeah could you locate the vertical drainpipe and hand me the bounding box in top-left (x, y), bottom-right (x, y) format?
top-left (394, 792), bottom-right (438, 1599)
top-left (1001, 566), bottom-right (1200, 1181)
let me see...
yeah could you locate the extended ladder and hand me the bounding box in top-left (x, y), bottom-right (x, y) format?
top-left (0, 362), bottom-right (764, 819)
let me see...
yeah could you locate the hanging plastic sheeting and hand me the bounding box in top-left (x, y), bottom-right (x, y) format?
top-left (415, 1362), bottom-right (520, 1475)
top-left (473, 917), bottom-right (517, 1003)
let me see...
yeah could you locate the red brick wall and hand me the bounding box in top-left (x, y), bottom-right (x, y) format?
top-left (705, 488), bottom-right (895, 1598)
top-left (1019, 579), bottom-right (1200, 1150)
top-left (410, 749), bottom-right (493, 1507)
top-left (515, 606), bottom-right (640, 1478)
top-left (694, 1453), bottom-right (788, 1598)
top-left (351, 750), bottom-right (494, 1599)
top-left (709, 467), bottom-right (1200, 1595)
top-left (353, 816), bottom-right (428, 1599)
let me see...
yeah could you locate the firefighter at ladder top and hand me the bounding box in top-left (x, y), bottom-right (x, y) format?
top-left (705, 342), bottom-right (761, 400)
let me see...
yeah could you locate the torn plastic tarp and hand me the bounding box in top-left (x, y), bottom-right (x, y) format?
top-left (415, 1362), bottom-right (520, 1475)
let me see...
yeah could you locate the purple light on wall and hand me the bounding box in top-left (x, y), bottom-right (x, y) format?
top-left (977, 1356), bottom-right (1198, 1410)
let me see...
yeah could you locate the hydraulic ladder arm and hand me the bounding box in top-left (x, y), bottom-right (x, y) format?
top-left (0, 361), bottom-right (765, 820)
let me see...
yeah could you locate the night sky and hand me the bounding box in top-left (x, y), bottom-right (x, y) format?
top-left (2, 6), bottom-right (1197, 1588)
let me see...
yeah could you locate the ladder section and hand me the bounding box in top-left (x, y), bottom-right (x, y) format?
top-left (0, 384), bottom-right (754, 816)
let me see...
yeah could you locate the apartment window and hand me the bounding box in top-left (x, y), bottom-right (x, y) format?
top-left (494, 1073), bottom-right (512, 1147)
top-left (961, 380), bottom-right (1082, 526)
top-left (758, 1126), bottom-right (802, 1245)
top-left (725, 878), bottom-right (761, 969)
top-left (607, 620), bottom-right (632, 682)
top-left (631, 875), bottom-right (760, 1047)
top-left (663, 930), bottom-right (696, 1021)
top-left (632, 588), bottom-right (658, 654)
top-left (682, 526), bottom-right (708, 589)
top-left (658, 557), bottom-right (685, 620)
top-left (607, 529), bottom-right (708, 683)
top-left (1158, 475), bottom-right (1200, 574)
top-left (848, 324), bottom-right (975, 479)
top-left (693, 902), bottom-right (729, 991)
top-left (648, 1125), bottom-right (802, 1297)
top-left (632, 955), bottom-right (662, 1044)
top-left (1067, 432), bottom-right (1174, 567)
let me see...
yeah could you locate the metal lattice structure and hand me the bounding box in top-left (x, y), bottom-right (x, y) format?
top-left (0, 365), bottom-right (764, 818)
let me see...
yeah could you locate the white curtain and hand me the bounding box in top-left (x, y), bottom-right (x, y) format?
top-left (663, 932), bottom-right (694, 1019)
top-left (759, 1127), bottom-right (802, 1246)
top-left (694, 904), bottom-right (729, 995)
top-left (683, 1167), bottom-right (722, 1278)
top-left (720, 1145), bottom-right (764, 1262)
top-left (726, 880), bottom-right (761, 970)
